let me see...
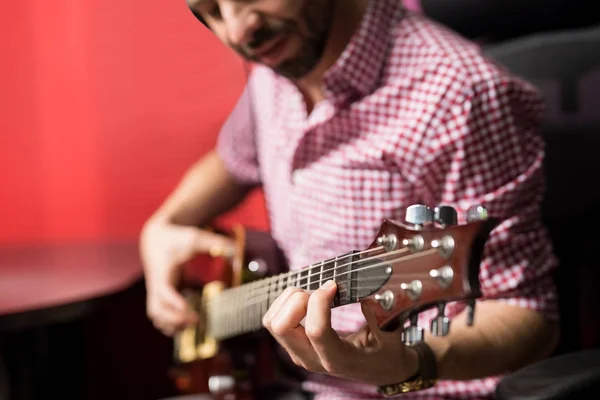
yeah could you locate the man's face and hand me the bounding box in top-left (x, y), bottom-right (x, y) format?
top-left (188, 0), bottom-right (334, 80)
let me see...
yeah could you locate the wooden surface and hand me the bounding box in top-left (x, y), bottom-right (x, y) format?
top-left (0, 241), bottom-right (143, 317)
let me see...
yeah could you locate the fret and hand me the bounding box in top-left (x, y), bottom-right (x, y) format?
top-left (225, 291), bottom-right (231, 336)
top-left (278, 273), bottom-right (285, 296)
top-left (320, 260), bottom-right (324, 286)
top-left (237, 287), bottom-right (242, 335)
top-left (293, 271), bottom-right (300, 288)
top-left (299, 268), bottom-right (309, 289)
top-left (234, 287), bottom-right (240, 335)
top-left (247, 282), bottom-right (260, 330)
top-left (332, 256), bottom-right (337, 283)
top-left (321, 257), bottom-right (336, 283)
top-left (247, 287), bottom-right (252, 333)
top-left (308, 262), bottom-right (321, 290)
top-left (332, 251), bottom-right (359, 307)
top-left (260, 280), bottom-right (268, 325)
top-left (268, 276), bottom-right (277, 308)
top-left (349, 251), bottom-right (359, 304)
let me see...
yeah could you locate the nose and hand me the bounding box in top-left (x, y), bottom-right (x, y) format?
top-left (220, 2), bottom-right (260, 47)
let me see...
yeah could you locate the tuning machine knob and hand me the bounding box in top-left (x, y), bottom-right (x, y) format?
top-left (400, 280), bottom-right (423, 301)
top-left (434, 205), bottom-right (458, 227)
top-left (402, 314), bottom-right (424, 346)
top-left (374, 290), bottom-right (395, 311)
top-left (430, 303), bottom-right (450, 336)
top-left (377, 234), bottom-right (398, 252)
top-left (467, 205), bottom-right (489, 222)
top-left (405, 204), bottom-right (434, 228)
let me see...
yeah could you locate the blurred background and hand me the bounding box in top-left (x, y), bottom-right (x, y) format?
top-left (1, 1), bottom-right (599, 399)
top-left (0, 1), bottom-right (268, 399)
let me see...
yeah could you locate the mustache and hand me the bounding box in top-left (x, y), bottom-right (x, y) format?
top-left (233, 20), bottom-right (294, 59)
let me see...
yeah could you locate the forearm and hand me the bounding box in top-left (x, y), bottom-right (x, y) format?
top-left (150, 150), bottom-right (253, 226)
top-left (427, 301), bottom-right (559, 380)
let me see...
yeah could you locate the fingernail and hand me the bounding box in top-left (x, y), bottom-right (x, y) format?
top-left (323, 280), bottom-right (336, 289)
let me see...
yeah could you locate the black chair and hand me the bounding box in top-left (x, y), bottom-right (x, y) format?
top-left (421, 0), bottom-right (600, 43)
top-left (483, 23), bottom-right (600, 399)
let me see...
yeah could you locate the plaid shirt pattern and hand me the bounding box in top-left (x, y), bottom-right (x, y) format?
top-left (216, 0), bottom-right (558, 398)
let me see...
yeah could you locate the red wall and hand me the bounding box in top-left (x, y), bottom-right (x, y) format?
top-left (0, 1), bottom-right (268, 245)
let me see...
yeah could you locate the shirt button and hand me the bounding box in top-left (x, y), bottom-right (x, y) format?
top-left (292, 170), bottom-right (301, 185)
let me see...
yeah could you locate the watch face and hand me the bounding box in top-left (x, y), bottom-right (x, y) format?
top-left (379, 376), bottom-right (437, 397)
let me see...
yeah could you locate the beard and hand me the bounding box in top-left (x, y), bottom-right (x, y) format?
top-left (232, 0), bottom-right (335, 80)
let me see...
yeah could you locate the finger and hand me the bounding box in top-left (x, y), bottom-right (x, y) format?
top-left (270, 290), bottom-right (324, 373)
top-left (147, 286), bottom-right (197, 327)
top-left (305, 280), bottom-right (349, 373)
top-left (154, 321), bottom-right (176, 337)
top-left (263, 287), bottom-right (303, 329)
top-left (150, 300), bottom-right (196, 333)
top-left (187, 228), bottom-right (235, 257)
top-left (157, 284), bottom-right (189, 313)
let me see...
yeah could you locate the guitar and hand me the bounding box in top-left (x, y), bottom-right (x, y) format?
top-left (168, 204), bottom-right (498, 399)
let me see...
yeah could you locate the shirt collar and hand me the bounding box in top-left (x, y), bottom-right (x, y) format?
top-left (323, 0), bottom-right (405, 102)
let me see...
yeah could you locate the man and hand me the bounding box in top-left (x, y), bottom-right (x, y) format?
top-left (140, 0), bottom-right (560, 398)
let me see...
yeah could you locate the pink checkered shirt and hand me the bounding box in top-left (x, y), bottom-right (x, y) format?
top-left (216, 0), bottom-right (558, 398)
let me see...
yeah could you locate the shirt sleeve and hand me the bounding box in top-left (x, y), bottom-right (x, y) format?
top-left (416, 75), bottom-right (559, 322)
top-left (215, 79), bottom-right (262, 187)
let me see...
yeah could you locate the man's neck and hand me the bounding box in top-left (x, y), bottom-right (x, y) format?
top-left (296, 0), bottom-right (369, 110)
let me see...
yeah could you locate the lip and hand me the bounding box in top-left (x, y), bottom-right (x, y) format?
top-left (253, 35), bottom-right (289, 65)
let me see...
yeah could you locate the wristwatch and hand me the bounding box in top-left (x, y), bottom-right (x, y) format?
top-left (377, 342), bottom-right (438, 396)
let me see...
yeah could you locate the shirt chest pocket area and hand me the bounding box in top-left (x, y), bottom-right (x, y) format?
top-left (291, 165), bottom-right (409, 250)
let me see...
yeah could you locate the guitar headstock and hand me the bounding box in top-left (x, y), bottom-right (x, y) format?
top-left (359, 204), bottom-right (498, 344)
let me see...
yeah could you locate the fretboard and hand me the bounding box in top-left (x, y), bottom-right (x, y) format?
top-left (205, 250), bottom-right (361, 340)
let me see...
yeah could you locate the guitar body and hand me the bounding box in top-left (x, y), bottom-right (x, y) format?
top-left (169, 225), bottom-right (288, 400)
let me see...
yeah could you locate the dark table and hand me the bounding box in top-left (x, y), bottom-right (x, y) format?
top-left (0, 240), bottom-right (147, 400)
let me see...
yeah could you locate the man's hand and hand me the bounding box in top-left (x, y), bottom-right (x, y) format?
top-left (140, 219), bottom-right (234, 336)
top-left (262, 280), bottom-right (419, 386)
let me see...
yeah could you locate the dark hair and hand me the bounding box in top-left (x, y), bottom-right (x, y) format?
top-left (190, 8), bottom-right (209, 28)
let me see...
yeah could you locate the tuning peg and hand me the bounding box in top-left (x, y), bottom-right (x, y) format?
top-left (402, 314), bottom-right (424, 346)
top-left (466, 299), bottom-right (476, 326)
top-left (405, 204), bottom-right (434, 228)
top-left (430, 303), bottom-right (451, 336)
top-left (467, 205), bottom-right (488, 223)
top-left (434, 205), bottom-right (457, 227)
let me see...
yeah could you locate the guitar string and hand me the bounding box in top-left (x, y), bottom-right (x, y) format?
top-left (206, 273), bottom-right (437, 338)
top-left (205, 275), bottom-right (433, 337)
top-left (209, 249), bottom-right (435, 314)
top-left (206, 258), bottom-right (439, 336)
top-left (206, 243), bottom-right (426, 317)
top-left (226, 245), bottom-right (388, 297)
top-left (210, 245), bottom-right (409, 301)
top-left (202, 246), bottom-right (442, 336)
top-left (208, 272), bottom-right (429, 305)
top-left (208, 247), bottom-right (437, 306)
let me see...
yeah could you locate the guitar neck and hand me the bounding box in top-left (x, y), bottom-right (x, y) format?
top-left (206, 250), bottom-right (363, 340)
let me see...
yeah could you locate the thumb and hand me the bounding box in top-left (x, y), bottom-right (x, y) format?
top-left (360, 302), bottom-right (385, 339)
